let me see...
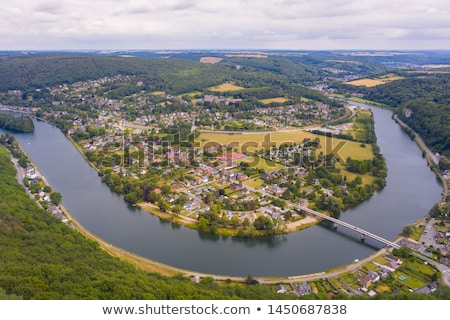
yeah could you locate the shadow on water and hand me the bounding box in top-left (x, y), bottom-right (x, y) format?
top-left (194, 228), bottom-right (288, 249)
top-left (157, 217), bottom-right (182, 230)
top-left (318, 220), bottom-right (383, 251)
top-left (230, 233), bottom-right (288, 249)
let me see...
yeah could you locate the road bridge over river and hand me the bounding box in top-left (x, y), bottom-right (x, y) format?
top-left (247, 185), bottom-right (401, 249)
top-left (298, 204), bottom-right (400, 249)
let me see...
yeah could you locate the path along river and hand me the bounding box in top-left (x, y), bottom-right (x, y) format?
top-left (0, 103), bottom-right (442, 277)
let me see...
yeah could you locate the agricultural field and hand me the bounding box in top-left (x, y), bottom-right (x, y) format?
top-left (197, 130), bottom-right (373, 162)
top-left (259, 97), bottom-right (289, 104)
top-left (208, 83), bottom-right (245, 92)
top-left (237, 156), bottom-right (284, 172)
top-left (345, 73), bottom-right (404, 87)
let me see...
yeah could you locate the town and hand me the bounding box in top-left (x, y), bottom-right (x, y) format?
top-left (0, 73), bottom-right (393, 237)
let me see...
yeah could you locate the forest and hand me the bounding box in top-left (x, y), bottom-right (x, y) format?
top-left (0, 113), bottom-right (34, 133)
top-left (335, 72), bottom-right (450, 158)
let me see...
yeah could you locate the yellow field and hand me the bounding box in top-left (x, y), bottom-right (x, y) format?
top-left (345, 74), bottom-right (404, 87)
top-left (208, 83), bottom-right (245, 92)
top-left (151, 91), bottom-right (165, 95)
top-left (259, 97), bottom-right (288, 104)
top-left (197, 130), bottom-right (373, 162)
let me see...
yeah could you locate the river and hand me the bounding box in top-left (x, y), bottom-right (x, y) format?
top-left (0, 104), bottom-right (443, 277)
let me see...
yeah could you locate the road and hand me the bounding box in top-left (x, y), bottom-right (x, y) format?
top-left (393, 114), bottom-right (439, 165)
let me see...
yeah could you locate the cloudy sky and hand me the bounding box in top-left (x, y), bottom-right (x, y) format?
top-left (1, 0), bottom-right (450, 50)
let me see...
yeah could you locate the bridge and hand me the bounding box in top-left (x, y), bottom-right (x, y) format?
top-left (246, 185), bottom-right (401, 249)
top-left (294, 203), bottom-right (400, 249)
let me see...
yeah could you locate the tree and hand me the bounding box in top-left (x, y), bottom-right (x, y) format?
top-left (198, 217), bottom-right (209, 232)
top-left (253, 215), bottom-right (273, 231)
top-left (172, 205), bottom-right (182, 216)
top-left (50, 192), bottom-right (62, 205)
top-left (157, 199), bottom-right (168, 212)
top-left (230, 214), bottom-right (241, 228)
top-left (402, 225), bottom-right (415, 238)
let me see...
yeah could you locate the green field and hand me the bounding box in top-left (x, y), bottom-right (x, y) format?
top-left (243, 178), bottom-right (265, 189)
top-left (237, 156), bottom-right (284, 172)
top-left (336, 164), bottom-right (375, 185)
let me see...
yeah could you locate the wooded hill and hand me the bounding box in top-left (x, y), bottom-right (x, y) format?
top-left (336, 72), bottom-right (450, 158)
top-left (0, 54), bottom-right (345, 108)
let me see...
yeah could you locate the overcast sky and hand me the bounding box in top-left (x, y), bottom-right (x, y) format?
top-left (1, 0), bottom-right (450, 50)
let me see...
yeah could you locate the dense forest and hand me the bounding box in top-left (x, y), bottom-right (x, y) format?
top-left (0, 113), bottom-right (34, 133)
top-left (335, 73), bottom-right (450, 158)
top-left (0, 54), bottom-right (323, 96)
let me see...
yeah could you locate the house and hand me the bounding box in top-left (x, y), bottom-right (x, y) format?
top-left (361, 271), bottom-right (380, 288)
top-left (440, 257), bottom-right (450, 267)
top-left (230, 182), bottom-right (242, 191)
top-left (276, 284), bottom-right (287, 294)
top-left (414, 282), bottom-right (438, 294)
top-left (47, 206), bottom-right (60, 215)
top-left (368, 271), bottom-right (380, 283)
top-left (294, 283), bottom-right (312, 296)
top-left (385, 254), bottom-right (402, 265)
top-left (367, 290), bottom-right (378, 297)
top-left (361, 274), bottom-right (372, 288)
top-left (379, 268), bottom-right (391, 279)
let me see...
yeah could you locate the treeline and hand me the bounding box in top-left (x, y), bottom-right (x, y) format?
top-left (0, 113), bottom-right (34, 133)
top-left (398, 100), bottom-right (450, 158)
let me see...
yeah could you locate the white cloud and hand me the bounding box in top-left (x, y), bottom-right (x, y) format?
top-left (0, 0), bottom-right (449, 49)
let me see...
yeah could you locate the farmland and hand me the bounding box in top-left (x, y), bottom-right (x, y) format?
top-left (197, 130), bottom-right (374, 162)
top-left (345, 73), bottom-right (404, 87)
top-left (208, 83), bottom-right (246, 92)
top-left (259, 97), bottom-right (289, 104)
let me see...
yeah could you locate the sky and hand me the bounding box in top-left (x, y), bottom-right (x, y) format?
top-left (1, 0), bottom-right (450, 51)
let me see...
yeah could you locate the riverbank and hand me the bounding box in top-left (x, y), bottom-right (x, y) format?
top-left (392, 114), bottom-right (448, 202)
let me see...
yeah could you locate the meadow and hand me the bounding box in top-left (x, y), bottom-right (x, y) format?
top-left (345, 73), bottom-right (404, 87)
top-left (259, 97), bottom-right (289, 104)
top-left (208, 83), bottom-right (246, 92)
top-left (197, 130), bottom-right (374, 162)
